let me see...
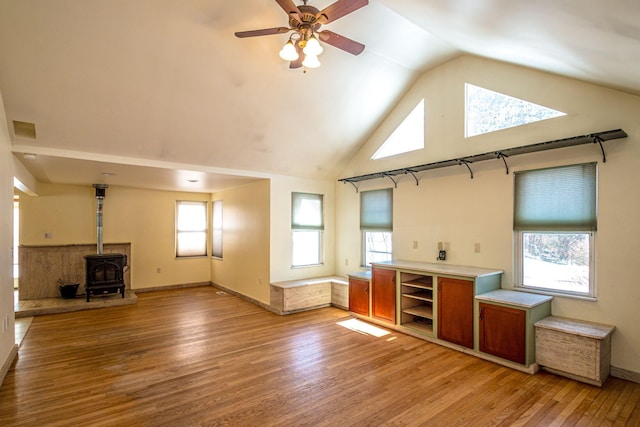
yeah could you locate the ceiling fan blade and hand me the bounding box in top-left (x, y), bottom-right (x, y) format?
top-left (275, 0), bottom-right (302, 20)
top-left (290, 41), bottom-right (304, 69)
top-left (318, 30), bottom-right (365, 55)
top-left (316, 0), bottom-right (368, 24)
top-left (235, 27), bottom-right (291, 38)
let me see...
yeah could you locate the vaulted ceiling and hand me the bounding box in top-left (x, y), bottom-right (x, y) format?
top-left (1, 0), bottom-right (639, 193)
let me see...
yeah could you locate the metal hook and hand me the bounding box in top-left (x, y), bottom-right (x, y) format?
top-left (404, 169), bottom-right (419, 186)
top-left (495, 152), bottom-right (510, 174)
top-left (458, 159), bottom-right (474, 179)
top-left (593, 136), bottom-right (607, 163)
top-left (383, 173), bottom-right (398, 188)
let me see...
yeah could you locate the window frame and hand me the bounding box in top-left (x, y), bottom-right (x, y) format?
top-left (212, 200), bottom-right (223, 260)
top-left (291, 192), bottom-right (324, 268)
top-left (175, 200), bottom-right (208, 258)
top-left (513, 163), bottom-right (597, 299)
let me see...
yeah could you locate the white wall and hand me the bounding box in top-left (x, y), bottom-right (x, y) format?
top-left (336, 56), bottom-right (640, 375)
top-left (0, 90), bottom-right (16, 382)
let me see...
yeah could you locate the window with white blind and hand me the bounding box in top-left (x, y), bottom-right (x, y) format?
top-left (212, 200), bottom-right (223, 259)
top-left (514, 163), bottom-right (597, 297)
top-left (291, 192), bottom-right (324, 267)
top-left (176, 201), bottom-right (208, 258)
top-left (361, 188), bottom-right (393, 267)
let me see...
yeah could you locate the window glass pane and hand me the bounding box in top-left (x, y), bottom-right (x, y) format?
top-left (515, 163), bottom-right (597, 231)
top-left (292, 230), bottom-right (321, 266)
top-left (177, 201), bottom-right (207, 257)
top-left (522, 232), bottom-right (590, 294)
top-left (465, 83), bottom-right (565, 137)
top-left (372, 99), bottom-right (424, 160)
top-left (177, 202), bottom-right (207, 231)
top-left (177, 231), bottom-right (207, 257)
top-left (212, 200), bottom-right (223, 259)
top-left (364, 231), bottom-right (392, 266)
top-left (360, 189), bottom-right (393, 231)
top-left (292, 193), bottom-right (323, 230)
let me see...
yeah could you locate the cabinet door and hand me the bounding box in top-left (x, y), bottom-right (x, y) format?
top-left (438, 277), bottom-right (474, 348)
top-left (349, 278), bottom-right (370, 316)
top-left (372, 268), bottom-right (396, 323)
top-left (479, 303), bottom-right (526, 364)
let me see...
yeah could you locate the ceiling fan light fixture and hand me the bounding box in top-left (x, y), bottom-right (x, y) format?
top-left (279, 39), bottom-right (299, 61)
top-left (303, 34), bottom-right (323, 56)
top-left (302, 53), bottom-right (321, 68)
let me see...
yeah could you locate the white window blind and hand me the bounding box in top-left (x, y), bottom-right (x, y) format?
top-left (360, 188), bottom-right (393, 231)
top-left (212, 200), bottom-right (223, 259)
top-left (514, 163), bottom-right (597, 231)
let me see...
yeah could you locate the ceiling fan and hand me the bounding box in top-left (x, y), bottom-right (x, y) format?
top-left (235, 0), bottom-right (369, 69)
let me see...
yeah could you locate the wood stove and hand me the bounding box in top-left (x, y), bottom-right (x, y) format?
top-left (84, 253), bottom-right (127, 301)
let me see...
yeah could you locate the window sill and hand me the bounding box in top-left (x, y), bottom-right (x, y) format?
top-left (512, 286), bottom-right (597, 302)
top-left (291, 263), bottom-right (324, 269)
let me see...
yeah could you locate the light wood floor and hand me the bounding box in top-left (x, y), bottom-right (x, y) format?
top-left (1, 287), bottom-right (639, 427)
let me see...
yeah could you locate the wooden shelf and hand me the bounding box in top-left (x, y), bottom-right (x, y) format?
top-left (403, 320), bottom-right (433, 334)
top-left (403, 305), bottom-right (433, 319)
top-left (402, 291), bottom-right (433, 302)
top-left (401, 277), bottom-right (433, 289)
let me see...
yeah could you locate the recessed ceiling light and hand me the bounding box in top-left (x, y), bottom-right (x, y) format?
top-left (187, 179), bottom-right (199, 183)
top-left (102, 172), bottom-right (116, 176)
top-left (23, 153), bottom-right (37, 160)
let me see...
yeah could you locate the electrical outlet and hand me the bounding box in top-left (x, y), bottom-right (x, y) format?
top-left (44, 232), bottom-right (52, 239)
top-left (156, 267), bottom-right (161, 273)
top-left (474, 243), bottom-right (481, 253)
top-left (345, 258), bottom-right (349, 266)
top-left (413, 240), bottom-right (418, 250)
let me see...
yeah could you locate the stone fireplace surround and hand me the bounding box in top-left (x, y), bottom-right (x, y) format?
top-left (18, 243), bottom-right (131, 300)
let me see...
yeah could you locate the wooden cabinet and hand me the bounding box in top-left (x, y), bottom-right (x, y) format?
top-left (400, 272), bottom-right (434, 335)
top-left (348, 278), bottom-right (370, 316)
top-left (479, 302), bottom-right (526, 364)
top-left (371, 267), bottom-right (396, 323)
top-left (438, 277), bottom-right (474, 348)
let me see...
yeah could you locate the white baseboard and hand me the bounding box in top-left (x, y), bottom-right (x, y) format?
top-left (0, 344), bottom-right (18, 387)
top-left (611, 366), bottom-right (640, 384)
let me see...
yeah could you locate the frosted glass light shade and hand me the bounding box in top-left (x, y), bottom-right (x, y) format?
top-left (303, 35), bottom-right (323, 56)
top-left (279, 40), bottom-right (299, 61)
top-left (302, 54), bottom-right (321, 68)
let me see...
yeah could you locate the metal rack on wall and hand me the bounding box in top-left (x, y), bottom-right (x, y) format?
top-left (338, 129), bottom-right (628, 192)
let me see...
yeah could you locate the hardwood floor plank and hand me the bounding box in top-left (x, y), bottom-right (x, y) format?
top-left (1, 286), bottom-right (639, 426)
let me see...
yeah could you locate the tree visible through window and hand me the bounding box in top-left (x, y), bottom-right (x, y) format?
top-left (465, 83), bottom-right (566, 137)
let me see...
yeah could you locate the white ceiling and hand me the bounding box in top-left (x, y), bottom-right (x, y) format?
top-left (1, 0), bottom-right (639, 193)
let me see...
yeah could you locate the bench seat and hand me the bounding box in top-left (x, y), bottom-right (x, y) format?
top-left (270, 276), bottom-right (348, 314)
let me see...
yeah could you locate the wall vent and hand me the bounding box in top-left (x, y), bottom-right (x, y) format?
top-left (13, 121), bottom-right (37, 139)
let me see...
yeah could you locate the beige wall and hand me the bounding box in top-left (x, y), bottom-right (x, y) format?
top-left (210, 179), bottom-right (271, 304)
top-left (20, 184), bottom-right (211, 290)
top-left (336, 55), bottom-right (640, 374)
top-left (0, 90), bottom-right (16, 378)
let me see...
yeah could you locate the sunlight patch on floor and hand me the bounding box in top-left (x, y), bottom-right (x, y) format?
top-left (337, 318), bottom-right (390, 338)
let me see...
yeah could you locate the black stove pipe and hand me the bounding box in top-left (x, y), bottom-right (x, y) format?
top-left (93, 184), bottom-right (108, 255)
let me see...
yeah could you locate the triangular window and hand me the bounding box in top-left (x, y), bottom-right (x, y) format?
top-left (372, 99), bottom-right (424, 160)
top-left (465, 84), bottom-right (566, 138)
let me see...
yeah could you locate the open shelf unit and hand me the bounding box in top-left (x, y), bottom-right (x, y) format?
top-left (400, 272), bottom-right (434, 335)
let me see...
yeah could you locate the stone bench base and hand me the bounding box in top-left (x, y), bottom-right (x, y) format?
top-left (270, 276), bottom-right (348, 314)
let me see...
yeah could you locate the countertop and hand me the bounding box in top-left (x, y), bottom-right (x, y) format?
top-left (475, 289), bottom-right (553, 308)
top-left (347, 271), bottom-right (372, 281)
top-left (370, 260), bottom-right (503, 278)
